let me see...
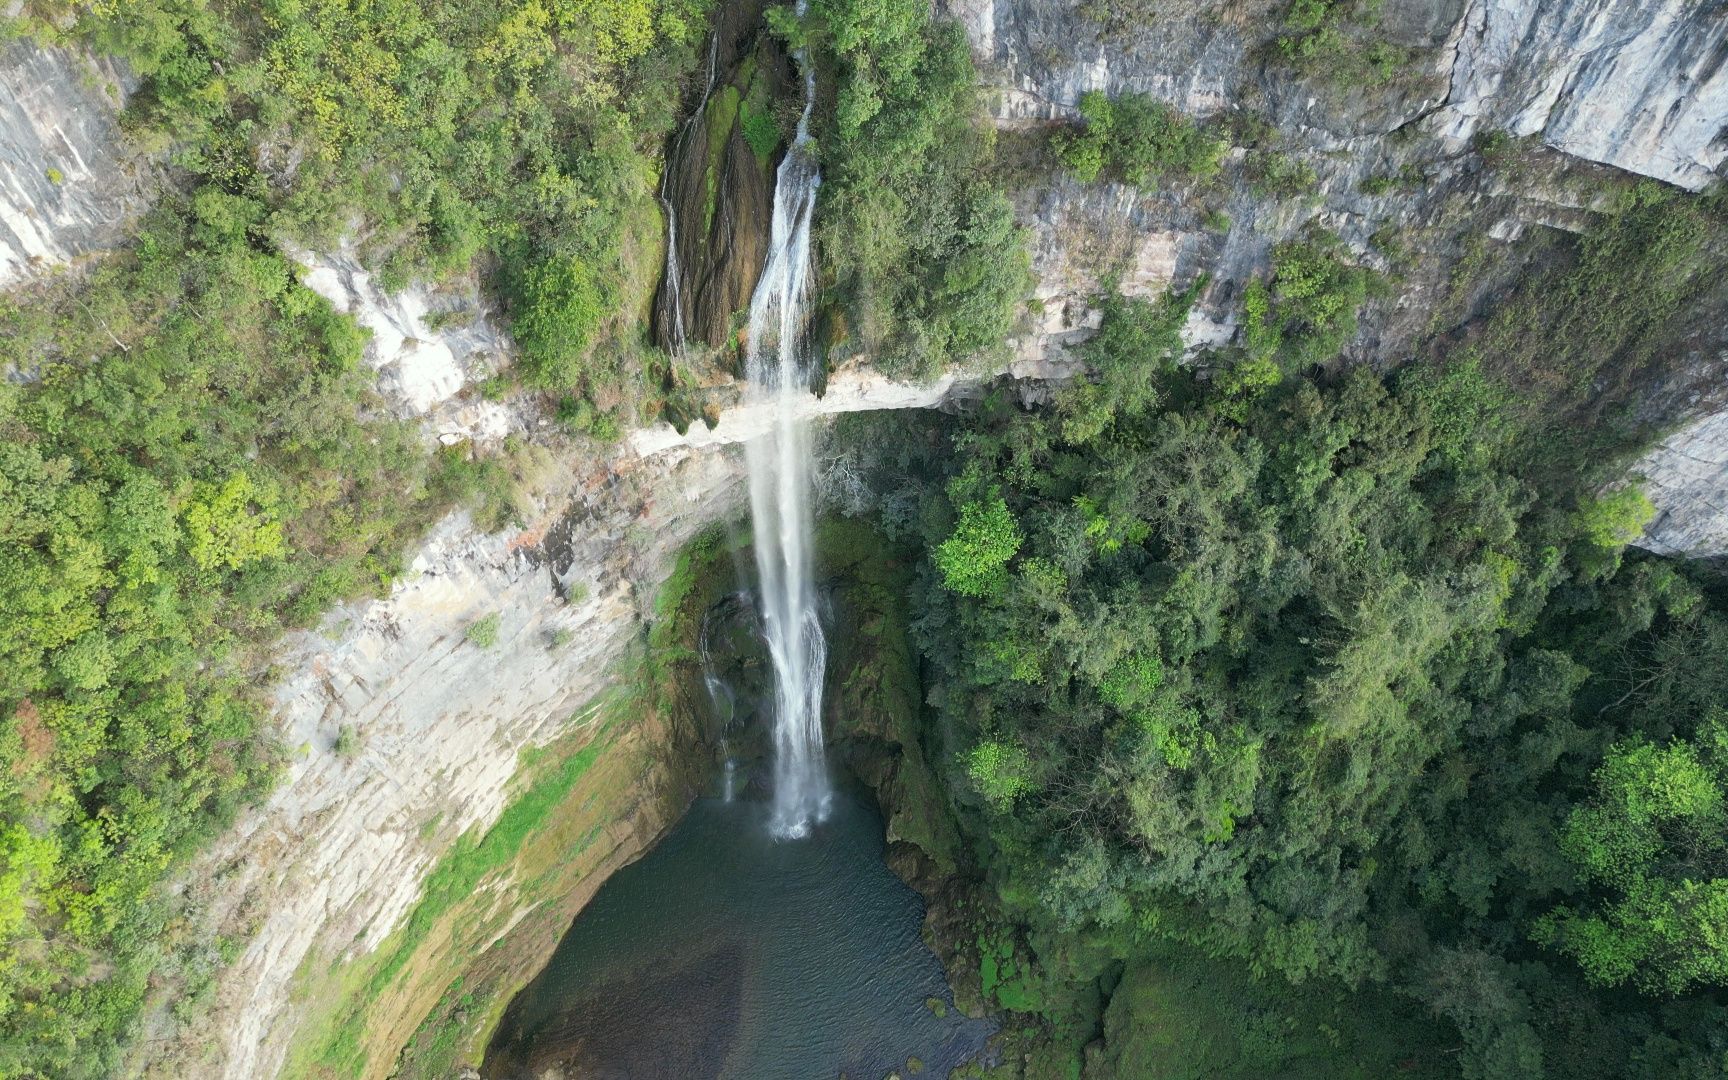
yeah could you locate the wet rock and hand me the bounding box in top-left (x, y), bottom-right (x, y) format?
top-left (653, 0), bottom-right (793, 351)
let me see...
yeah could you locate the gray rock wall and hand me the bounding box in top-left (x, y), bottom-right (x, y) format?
top-left (192, 443), bottom-right (749, 1078)
top-left (0, 41), bottom-right (147, 285)
top-left (948, 0), bottom-right (1728, 557)
top-left (1635, 407), bottom-right (1728, 557)
top-left (1440, 0), bottom-right (1728, 190)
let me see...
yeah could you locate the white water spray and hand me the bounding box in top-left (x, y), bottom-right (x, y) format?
top-left (745, 34), bottom-right (828, 839)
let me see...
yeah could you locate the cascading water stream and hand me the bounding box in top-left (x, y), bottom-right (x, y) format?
top-left (657, 30), bottom-right (720, 355)
top-left (744, 27), bottom-right (828, 839)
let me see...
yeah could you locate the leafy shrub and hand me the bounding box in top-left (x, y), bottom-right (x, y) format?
top-left (1276, 0), bottom-right (1407, 86)
top-left (1572, 485), bottom-right (1656, 578)
top-left (966, 739), bottom-right (1036, 810)
top-left (465, 613), bottom-right (502, 649)
top-left (1247, 151), bottom-right (1319, 199)
top-left (1054, 91), bottom-right (1225, 187)
top-left (739, 95), bottom-right (781, 163)
top-left (1059, 284), bottom-right (1196, 444)
top-left (1241, 232), bottom-right (1378, 367)
top-left (935, 494), bottom-right (1024, 599)
top-left (182, 472), bottom-right (287, 572)
top-left (508, 255), bottom-right (607, 389)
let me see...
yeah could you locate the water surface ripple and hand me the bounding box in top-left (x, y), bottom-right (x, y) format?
top-left (484, 790), bottom-right (993, 1079)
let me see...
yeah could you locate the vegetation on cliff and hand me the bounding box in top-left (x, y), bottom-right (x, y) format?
top-left (795, 0), bottom-right (1030, 379)
top-left (0, 1), bottom-right (716, 1072)
top-left (0, 198), bottom-right (478, 1076)
top-left (5, 0), bottom-right (711, 412)
top-left (1052, 90), bottom-right (1227, 187)
top-left (836, 192), bottom-right (1728, 1078)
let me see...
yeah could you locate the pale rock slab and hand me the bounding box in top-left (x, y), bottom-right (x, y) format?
top-left (200, 445), bottom-right (750, 1078)
top-left (293, 248), bottom-right (517, 443)
top-left (0, 41), bottom-right (146, 286)
top-left (1635, 409), bottom-right (1728, 557)
top-left (1440, 0), bottom-right (1728, 190)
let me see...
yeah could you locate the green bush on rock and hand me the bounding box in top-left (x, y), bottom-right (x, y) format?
top-left (1053, 90), bottom-right (1226, 186)
top-left (800, 0), bottom-right (1031, 380)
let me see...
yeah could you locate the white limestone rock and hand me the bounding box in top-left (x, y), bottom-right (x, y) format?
top-left (293, 248), bottom-right (517, 442)
top-left (1636, 409), bottom-right (1728, 557)
top-left (1440, 0), bottom-right (1728, 190)
top-left (0, 41), bottom-right (148, 286)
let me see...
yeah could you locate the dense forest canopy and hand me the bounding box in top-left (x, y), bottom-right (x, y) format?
top-left (830, 190), bottom-right (1728, 1077)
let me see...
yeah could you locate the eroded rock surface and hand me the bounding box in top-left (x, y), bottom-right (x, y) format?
top-left (294, 248), bottom-right (518, 443)
top-left (186, 444), bottom-right (749, 1078)
top-left (1636, 409), bottom-right (1728, 557)
top-left (0, 41), bottom-right (148, 285)
top-left (1440, 0), bottom-right (1728, 189)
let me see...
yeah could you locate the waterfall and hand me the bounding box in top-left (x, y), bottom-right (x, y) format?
top-left (657, 30), bottom-right (720, 355)
top-left (659, 196), bottom-right (688, 355)
top-left (745, 41), bottom-right (828, 839)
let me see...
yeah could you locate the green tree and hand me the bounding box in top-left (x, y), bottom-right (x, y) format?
top-left (1535, 725), bottom-right (1728, 994)
top-left (1572, 485), bottom-right (1656, 577)
top-left (1053, 91), bottom-right (1114, 182)
top-left (935, 495), bottom-right (1023, 599)
top-left (1052, 91), bottom-right (1224, 186)
top-left (510, 255), bottom-right (607, 389)
top-left (182, 472), bottom-right (287, 572)
top-left (966, 739), bottom-right (1036, 810)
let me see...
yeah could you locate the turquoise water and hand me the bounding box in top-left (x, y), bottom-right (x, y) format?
top-left (483, 787), bottom-right (992, 1079)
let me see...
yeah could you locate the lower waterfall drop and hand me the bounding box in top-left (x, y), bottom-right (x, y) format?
top-left (743, 31), bottom-right (828, 840)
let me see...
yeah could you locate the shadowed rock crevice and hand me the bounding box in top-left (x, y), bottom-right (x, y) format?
top-left (653, 1), bottom-right (796, 353)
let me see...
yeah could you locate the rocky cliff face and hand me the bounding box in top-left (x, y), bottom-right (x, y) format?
top-left (0, 40), bottom-right (149, 286)
top-left (652, 0), bottom-right (790, 352)
top-left (1634, 410), bottom-right (1728, 556)
top-left (945, 0), bottom-right (1728, 556)
top-left (1439, 0), bottom-right (1728, 190)
top-left (170, 444), bottom-right (743, 1078)
top-left (294, 247), bottom-right (519, 439)
top-left (952, 0), bottom-right (1726, 187)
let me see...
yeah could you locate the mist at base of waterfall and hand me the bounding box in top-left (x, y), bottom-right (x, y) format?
top-left (481, 787), bottom-right (994, 1080)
